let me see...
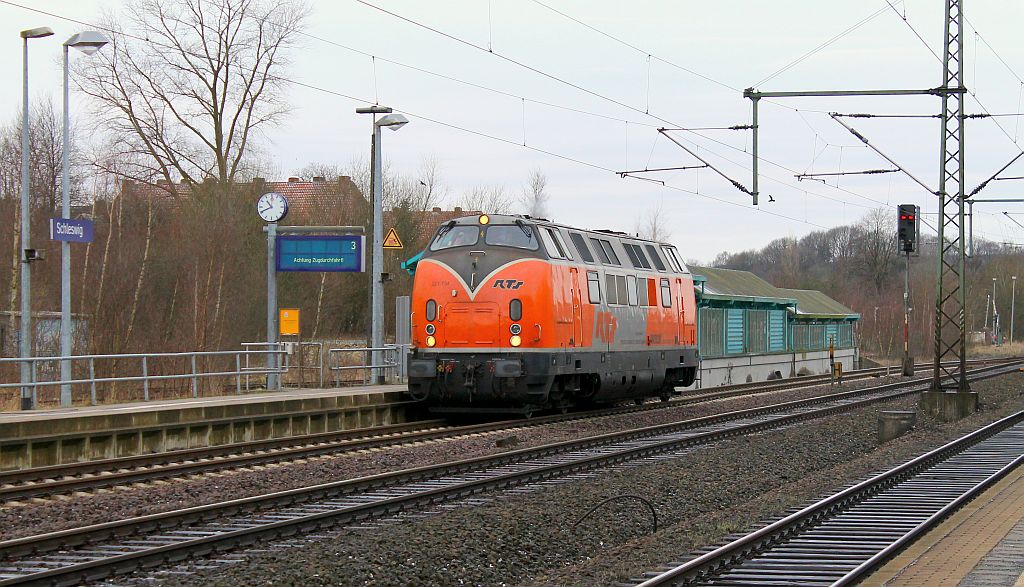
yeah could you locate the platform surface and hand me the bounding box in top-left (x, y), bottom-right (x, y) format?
top-left (0, 384), bottom-right (408, 424)
top-left (864, 461), bottom-right (1024, 586)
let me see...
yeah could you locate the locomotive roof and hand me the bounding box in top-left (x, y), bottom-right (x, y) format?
top-left (443, 213), bottom-right (675, 247)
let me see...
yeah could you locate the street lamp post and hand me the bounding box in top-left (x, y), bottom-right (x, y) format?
top-left (19, 26), bottom-right (54, 411)
top-left (356, 106), bottom-right (409, 384)
top-left (60, 31), bottom-right (109, 407)
top-left (993, 277), bottom-right (999, 345)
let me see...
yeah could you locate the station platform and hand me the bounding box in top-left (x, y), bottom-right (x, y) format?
top-left (865, 461), bottom-right (1024, 586)
top-left (0, 385), bottom-right (411, 471)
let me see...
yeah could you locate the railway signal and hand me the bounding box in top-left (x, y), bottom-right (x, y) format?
top-left (897, 204), bottom-right (919, 253)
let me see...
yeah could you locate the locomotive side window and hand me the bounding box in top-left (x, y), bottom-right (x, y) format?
top-left (430, 226), bottom-right (479, 251)
top-left (587, 271), bottom-right (601, 303)
top-left (540, 227), bottom-right (574, 260)
top-left (664, 246), bottom-right (686, 273)
top-left (539, 228), bottom-right (561, 258)
top-left (626, 276), bottom-right (638, 306)
top-left (623, 244), bottom-right (642, 268)
top-left (661, 246), bottom-right (681, 271)
top-left (632, 245), bottom-right (652, 269)
top-left (599, 240), bottom-right (621, 265)
top-left (590, 237), bottom-right (610, 264)
top-left (426, 299), bottom-right (437, 321)
top-left (660, 278), bottom-right (672, 307)
top-left (615, 275), bottom-right (628, 305)
top-left (509, 299), bottom-right (523, 321)
top-left (484, 225), bottom-right (539, 250)
top-left (569, 232), bottom-right (595, 263)
top-left (637, 278), bottom-right (649, 306)
top-left (606, 274), bottom-right (618, 304)
top-left (551, 230), bottom-right (574, 260)
top-left (645, 244), bottom-right (667, 271)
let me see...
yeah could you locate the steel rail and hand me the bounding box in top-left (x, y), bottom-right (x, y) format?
top-left (0, 362), bottom-right (1017, 586)
top-left (0, 359), bottom-right (1008, 503)
top-left (632, 395), bottom-right (1024, 586)
top-left (0, 360), bottom-right (977, 501)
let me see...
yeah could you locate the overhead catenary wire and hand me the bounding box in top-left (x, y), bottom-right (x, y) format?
top-left (0, 0), bottom-right (834, 232)
top-left (348, 0), bottom-right (897, 211)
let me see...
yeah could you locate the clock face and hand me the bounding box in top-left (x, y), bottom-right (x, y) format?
top-left (257, 192), bottom-right (288, 223)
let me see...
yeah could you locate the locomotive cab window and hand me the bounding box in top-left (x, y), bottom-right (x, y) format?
top-left (484, 224), bottom-right (539, 250)
top-left (569, 232), bottom-right (595, 263)
top-left (587, 271), bottom-right (601, 303)
top-left (660, 278), bottom-right (672, 308)
top-left (430, 225), bottom-right (479, 251)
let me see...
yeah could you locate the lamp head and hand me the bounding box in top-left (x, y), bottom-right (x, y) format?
top-left (20, 27), bottom-right (54, 39)
top-left (376, 113), bottom-right (409, 131)
top-left (65, 31), bottom-right (110, 55)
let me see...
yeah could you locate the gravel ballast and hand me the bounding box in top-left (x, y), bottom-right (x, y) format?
top-left (141, 373), bottom-right (1024, 586)
top-left (0, 373), bottom-right (921, 541)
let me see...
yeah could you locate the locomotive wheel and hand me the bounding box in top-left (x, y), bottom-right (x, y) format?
top-left (659, 393), bottom-right (672, 402)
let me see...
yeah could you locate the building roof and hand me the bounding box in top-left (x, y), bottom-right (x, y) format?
top-left (415, 208), bottom-right (484, 241)
top-left (776, 288), bottom-right (861, 320)
top-left (121, 176), bottom-right (366, 217)
top-left (689, 265), bottom-right (797, 305)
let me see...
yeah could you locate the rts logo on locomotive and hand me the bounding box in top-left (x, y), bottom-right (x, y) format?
top-left (492, 279), bottom-right (525, 290)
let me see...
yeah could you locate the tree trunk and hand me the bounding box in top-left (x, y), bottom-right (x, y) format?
top-left (313, 272), bottom-right (327, 339)
top-left (122, 200), bottom-right (154, 351)
top-left (93, 196), bottom-right (119, 350)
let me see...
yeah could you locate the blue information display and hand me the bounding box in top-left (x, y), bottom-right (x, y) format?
top-left (49, 218), bottom-right (94, 243)
top-left (276, 235), bottom-right (365, 272)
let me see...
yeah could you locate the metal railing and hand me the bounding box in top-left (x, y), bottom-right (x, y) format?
top-left (1, 347), bottom-right (287, 408)
top-left (328, 344), bottom-right (409, 386)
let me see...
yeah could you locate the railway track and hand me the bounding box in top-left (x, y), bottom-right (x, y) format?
top-left (0, 360), bottom-right (983, 503)
top-left (0, 360), bottom-right (1017, 586)
top-left (628, 404), bottom-right (1024, 586)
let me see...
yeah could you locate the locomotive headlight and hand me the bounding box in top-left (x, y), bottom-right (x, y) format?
top-left (479, 214), bottom-right (490, 225)
top-left (426, 335), bottom-right (436, 347)
top-left (509, 323), bottom-right (522, 335)
top-left (425, 324), bottom-right (436, 335)
top-left (509, 335), bottom-right (522, 347)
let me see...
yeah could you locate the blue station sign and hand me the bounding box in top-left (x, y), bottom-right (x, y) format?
top-left (49, 218), bottom-right (94, 243)
top-left (276, 235), bottom-right (365, 272)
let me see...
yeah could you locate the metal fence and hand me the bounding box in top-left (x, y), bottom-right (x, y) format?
top-left (1, 347), bottom-right (288, 408)
top-left (327, 345), bottom-right (409, 386)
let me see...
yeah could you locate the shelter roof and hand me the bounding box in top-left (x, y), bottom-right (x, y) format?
top-left (689, 266), bottom-right (796, 306)
top-left (776, 288), bottom-right (861, 320)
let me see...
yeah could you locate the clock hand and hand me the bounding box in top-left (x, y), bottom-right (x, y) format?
top-left (259, 205), bottom-right (272, 213)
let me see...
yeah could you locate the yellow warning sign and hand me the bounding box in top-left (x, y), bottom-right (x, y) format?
top-left (279, 308), bottom-right (300, 336)
top-left (383, 227), bottom-right (404, 249)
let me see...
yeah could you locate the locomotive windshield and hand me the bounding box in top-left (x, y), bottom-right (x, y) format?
top-left (484, 224), bottom-right (539, 250)
top-left (430, 225), bottom-right (480, 251)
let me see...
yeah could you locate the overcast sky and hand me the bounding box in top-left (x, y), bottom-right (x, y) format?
top-left (2, 0), bottom-right (1023, 261)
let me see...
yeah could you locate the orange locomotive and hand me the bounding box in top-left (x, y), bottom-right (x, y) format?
top-left (407, 214), bottom-right (698, 415)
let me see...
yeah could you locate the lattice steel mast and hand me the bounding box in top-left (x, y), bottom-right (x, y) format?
top-left (932, 0), bottom-right (969, 392)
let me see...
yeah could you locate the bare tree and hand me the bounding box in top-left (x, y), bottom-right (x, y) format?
top-left (519, 169), bottom-right (549, 218)
top-left (77, 0), bottom-right (308, 191)
top-left (635, 200), bottom-right (672, 242)
top-left (458, 185), bottom-right (515, 214)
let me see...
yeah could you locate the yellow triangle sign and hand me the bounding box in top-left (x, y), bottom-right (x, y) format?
top-left (383, 227), bottom-right (404, 249)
